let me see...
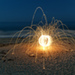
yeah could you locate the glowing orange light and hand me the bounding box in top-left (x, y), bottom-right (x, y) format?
top-left (39, 35), bottom-right (52, 48)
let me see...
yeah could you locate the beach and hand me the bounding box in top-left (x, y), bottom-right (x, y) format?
top-left (0, 0), bottom-right (75, 74)
top-left (0, 38), bottom-right (75, 75)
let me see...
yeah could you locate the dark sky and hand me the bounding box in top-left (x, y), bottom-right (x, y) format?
top-left (0, 0), bottom-right (75, 22)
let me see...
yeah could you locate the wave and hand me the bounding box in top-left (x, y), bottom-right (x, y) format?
top-left (0, 30), bottom-right (75, 38)
top-left (0, 30), bottom-right (30, 38)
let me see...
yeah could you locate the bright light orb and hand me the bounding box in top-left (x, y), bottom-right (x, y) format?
top-left (39, 35), bottom-right (52, 47)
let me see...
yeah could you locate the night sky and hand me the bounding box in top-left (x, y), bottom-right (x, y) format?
top-left (0, 0), bottom-right (75, 30)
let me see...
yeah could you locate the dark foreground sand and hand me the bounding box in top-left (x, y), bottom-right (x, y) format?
top-left (0, 42), bottom-right (75, 75)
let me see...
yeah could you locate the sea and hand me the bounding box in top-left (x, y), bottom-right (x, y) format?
top-left (0, 22), bottom-right (75, 38)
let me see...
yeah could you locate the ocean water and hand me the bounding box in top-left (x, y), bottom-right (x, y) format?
top-left (0, 22), bottom-right (31, 31)
top-left (0, 22), bottom-right (75, 38)
top-left (0, 22), bottom-right (75, 31)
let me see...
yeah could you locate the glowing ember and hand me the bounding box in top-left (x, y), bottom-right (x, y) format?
top-left (39, 35), bottom-right (52, 47)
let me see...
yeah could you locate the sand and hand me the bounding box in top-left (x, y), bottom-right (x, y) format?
top-left (0, 41), bottom-right (75, 75)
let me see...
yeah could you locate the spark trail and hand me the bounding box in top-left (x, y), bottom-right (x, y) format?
top-left (2, 7), bottom-right (75, 69)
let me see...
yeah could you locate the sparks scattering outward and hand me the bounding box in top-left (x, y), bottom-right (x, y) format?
top-left (2, 7), bottom-right (75, 70)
